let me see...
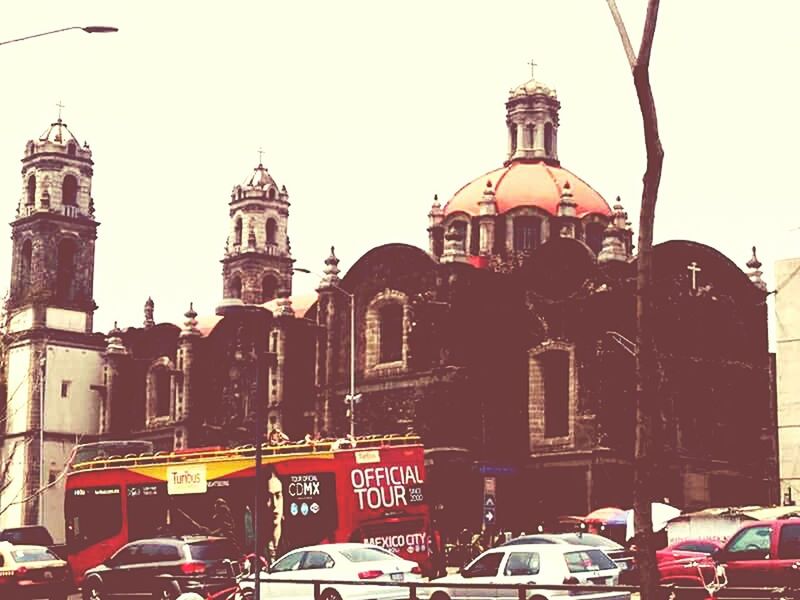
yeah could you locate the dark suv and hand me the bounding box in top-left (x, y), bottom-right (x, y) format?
top-left (82, 536), bottom-right (240, 599)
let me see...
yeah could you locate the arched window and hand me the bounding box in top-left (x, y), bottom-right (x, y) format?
top-left (56, 239), bottom-right (77, 301)
top-left (20, 240), bottom-right (32, 296)
top-left (234, 218), bottom-right (243, 247)
top-left (231, 275), bottom-right (242, 299)
top-left (266, 218), bottom-right (277, 244)
top-left (268, 187), bottom-right (276, 201)
top-left (379, 303), bottom-right (403, 363)
top-left (262, 275), bottom-right (278, 303)
top-left (526, 124), bottom-right (535, 149)
top-left (514, 216), bottom-right (541, 251)
top-left (452, 220), bottom-right (468, 244)
top-left (544, 122), bottom-right (554, 156)
top-left (153, 366), bottom-right (171, 417)
top-left (67, 143), bottom-right (77, 156)
top-left (585, 222), bottom-right (605, 255)
top-left (62, 175), bottom-right (78, 206)
top-left (509, 124), bottom-right (517, 154)
top-left (26, 175), bottom-right (36, 205)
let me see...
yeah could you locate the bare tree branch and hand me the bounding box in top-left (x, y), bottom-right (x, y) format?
top-left (606, 0), bottom-right (636, 68)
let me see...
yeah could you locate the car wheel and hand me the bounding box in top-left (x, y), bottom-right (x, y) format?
top-left (528, 595), bottom-right (549, 600)
top-left (431, 592), bottom-right (451, 600)
top-left (155, 582), bottom-right (180, 600)
top-left (83, 580), bottom-right (103, 600)
top-left (320, 588), bottom-right (342, 600)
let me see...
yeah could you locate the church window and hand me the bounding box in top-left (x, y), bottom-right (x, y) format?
top-left (514, 216), bottom-right (541, 251)
top-left (509, 124), bottom-right (517, 154)
top-left (268, 187), bottom-right (276, 200)
top-left (20, 240), bottom-right (32, 296)
top-left (234, 218), bottom-right (243, 247)
top-left (262, 275), bottom-right (278, 303)
top-left (67, 143), bottom-right (77, 156)
top-left (266, 218), bottom-right (277, 244)
top-left (56, 239), bottom-right (77, 301)
top-left (526, 124), bottom-right (535, 149)
top-left (379, 303), bottom-right (403, 363)
top-left (61, 381), bottom-right (71, 398)
top-left (452, 220), bottom-right (468, 245)
top-left (62, 175), bottom-right (78, 206)
top-left (585, 222), bottom-right (605, 255)
top-left (544, 122), bottom-right (554, 156)
top-left (154, 367), bottom-right (171, 417)
top-left (542, 350), bottom-right (569, 438)
top-left (26, 175), bottom-right (36, 205)
top-left (231, 275), bottom-right (242, 299)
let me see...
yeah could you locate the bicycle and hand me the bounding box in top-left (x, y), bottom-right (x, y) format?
top-left (176, 558), bottom-right (255, 600)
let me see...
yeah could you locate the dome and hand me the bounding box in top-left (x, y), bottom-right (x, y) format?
top-left (509, 77), bottom-right (557, 99)
top-left (443, 161), bottom-right (611, 218)
top-left (245, 163), bottom-right (277, 189)
top-left (38, 118), bottom-right (81, 146)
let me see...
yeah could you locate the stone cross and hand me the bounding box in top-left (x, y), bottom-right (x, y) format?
top-left (529, 59), bottom-right (538, 78)
top-left (687, 261), bottom-right (702, 291)
top-left (56, 100), bottom-right (65, 121)
top-left (258, 147), bottom-right (264, 165)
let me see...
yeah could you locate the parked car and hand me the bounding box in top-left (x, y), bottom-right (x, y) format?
top-left (0, 526), bottom-right (55, 547)
top-left (501, 533), bottom-right (635, 572)
top-left (660, 539), bottom-right (724, 556)
top-left (428, 543), bottom-right (629, 600)
top-left (0, 540), bottom-right (72, 600)
top-left (240, 543), bottom-right (422, 600)
top-left (82, 535), bottom-right (240, 599)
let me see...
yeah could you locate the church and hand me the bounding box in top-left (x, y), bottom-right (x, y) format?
top-left (0, 72), bottom-right (778, 542)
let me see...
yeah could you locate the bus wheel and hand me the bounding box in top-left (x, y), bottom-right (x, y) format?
top-left (320, 588), bottom-right (342, 600)
top-left (431, 592), bottom-right (451, 600)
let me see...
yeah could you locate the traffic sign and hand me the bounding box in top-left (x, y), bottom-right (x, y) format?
top-left (484, 495), bottom-right (495, 508)
top-left (484, 508), bottom-right (495, 525)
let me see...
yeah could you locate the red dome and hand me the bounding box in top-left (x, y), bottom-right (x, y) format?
top-left (443, 161), bottom-right (611, 218)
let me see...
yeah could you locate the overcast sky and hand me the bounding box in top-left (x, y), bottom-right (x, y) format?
top-left (1, 1), bottom-right (798, 339)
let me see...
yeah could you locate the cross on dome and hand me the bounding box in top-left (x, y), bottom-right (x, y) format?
top-left (56, 100), bottom-right (65, 121)
top-left (528, 59), bottom-right (538, 78)
top-left (687, 261), bottom-right (702, 291)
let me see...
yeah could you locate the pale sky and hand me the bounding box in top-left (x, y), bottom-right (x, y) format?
top-left (1, 1), bottom-right (798, 339)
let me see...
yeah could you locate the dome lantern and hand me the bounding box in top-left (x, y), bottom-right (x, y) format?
top-left (506, 71), bottom-right (560, 165)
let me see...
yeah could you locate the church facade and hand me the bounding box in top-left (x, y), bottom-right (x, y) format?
top-left (0, 74), bottom-right (778, 542)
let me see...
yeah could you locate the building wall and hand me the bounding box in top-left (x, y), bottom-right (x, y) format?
top-left (776, 256), bottom-right (800, 501)
top-left (0, 438), bottom-right (29, 530)
top-left (44, 345), bottom-right (103, 433)
top-left (41, 439), bottom-right (76, 543)
top-left (6, 345), bottom-right (33, 433)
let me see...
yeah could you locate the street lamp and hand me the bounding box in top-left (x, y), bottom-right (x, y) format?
top-left (0, 26), bottom-right (118, 47)
top-left (294, 268), bottom-right (360, 438)
top-left (216, 298), bottom-right (273, 600)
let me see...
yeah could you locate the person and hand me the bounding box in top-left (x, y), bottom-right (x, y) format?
top-left (206, 498), bottom-right (242, 556)
top-left (268, 425), bottom-right (289, 446)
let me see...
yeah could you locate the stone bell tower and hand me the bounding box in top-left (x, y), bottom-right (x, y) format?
top-left (0, 114), bottom-right (105, 540)
top-left (221, 159), bottom-right (294, 303)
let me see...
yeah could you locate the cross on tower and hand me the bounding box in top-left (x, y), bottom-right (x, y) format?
top-left (56, 100), bottom-right (65, 121)
top-left (528, 59), bottom-right (538, 79)
top-left (687, 261), bottom-right (702, 291)
top-left (257, 147), bottom-right (264, 165)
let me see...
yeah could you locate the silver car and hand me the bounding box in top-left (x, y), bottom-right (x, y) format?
top-left (427, 543), bottom-right (630, 600)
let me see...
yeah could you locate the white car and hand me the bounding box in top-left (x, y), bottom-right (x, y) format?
top-left (240, 542), bottom-right (423, 600)
top-left (427, 543), bottom-right (630, 600)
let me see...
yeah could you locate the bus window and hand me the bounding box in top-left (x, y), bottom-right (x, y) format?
top-left (66, 487), bottom-right (122, 551)
top-left (127, 484), bottom-right (168, 540)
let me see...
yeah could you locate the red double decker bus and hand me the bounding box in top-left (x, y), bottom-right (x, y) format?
top-left (65, 435), bottom-right (438, 584)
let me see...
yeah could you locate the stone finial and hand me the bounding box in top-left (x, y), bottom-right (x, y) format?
top-left (478, 180), bottom-right (497, 217)
top-left (428, 194), bottom-right (444, 227)
top-left (746, 246), bottom-right (767, 292)
top-left (106, 321), bottom-right (128, 355)
top-left (144, 297), bottom-right (155, 329)
top-left (275, 289), bottom-right (295, 317)
top-left (613, 197), bottom-right (628, 230)
top-left (320, 246), bottom-right (341, 288)
top-left (557, 181), bottom-right (577, 218)
top-left (598, 222), bottom-right (628, 264)
top-left (247, 221), bottom-right (257, 249)
top-left (180, 302), bottom-right (201, 338)
top-left (441, 224), bottom-right (469, 264)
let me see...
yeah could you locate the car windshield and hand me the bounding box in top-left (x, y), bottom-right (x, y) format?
top-left (12, 547), bottom-right (59, 562)
top-left (559, 534), bottom-right (622, 550)
top-left (189, 540), bottom-right (238, 560)
top-left (339, 547), bottom-right (396, 562)
top-left (564, 549), bottom-right (618, 573)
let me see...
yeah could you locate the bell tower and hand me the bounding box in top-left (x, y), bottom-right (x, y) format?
top-left (221, 159), bottom-right (293, 303)
top-left (8, 116), bottom-right (98, 327)
top-left (0, 114), bottom-right (105, 540)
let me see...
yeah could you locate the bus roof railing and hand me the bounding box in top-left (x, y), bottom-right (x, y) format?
top-left (68, 433), bottom-right (421, 472)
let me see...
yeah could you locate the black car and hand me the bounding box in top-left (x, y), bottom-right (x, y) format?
top-left (82, 536), bottom-right (240, 600)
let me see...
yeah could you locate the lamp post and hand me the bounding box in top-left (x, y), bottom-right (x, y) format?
top-left (0, 26), bottom-right (118, 47)
top-left (294, 268), bottom-right (360, 438)
top-left (216, 299), bottom-right (273, 600)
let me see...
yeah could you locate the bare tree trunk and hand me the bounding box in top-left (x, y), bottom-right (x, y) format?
top-left (606, 2), bottom-right (664, 600)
